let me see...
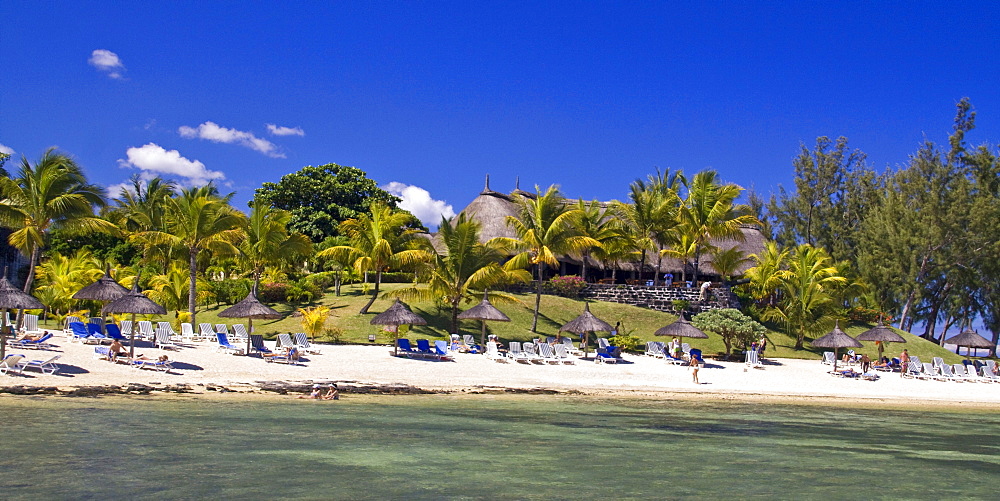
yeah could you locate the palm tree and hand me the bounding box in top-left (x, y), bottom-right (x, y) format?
top-left (741, 241), bottom-right (790, 308)
top-left (134, 185), bottom-right (245, 327)
top-left (611, 181), bottom-right (680, 283)
top-left (0, 148), bottom-right (115, 293)
top-left (390, 213), bottom-right (530, 333)
top-left (677, 170), bottom-right (760, 284)
top-left (316, 202), bottom-right (430, 314)
top-left (34, 249), bottom-right (103, 318)
top-left (106, 176), bottom-right (178, 271)
top-left (763, 244), bottom-right (847, 349)
top-left (498, 185), bottom-right (597, 332)
top-left (708, 246), bottom-right (752, 284)
top-left (239, 203), bottom-right (313, 290)
top-left (569, 199), bottom-right (619, 282)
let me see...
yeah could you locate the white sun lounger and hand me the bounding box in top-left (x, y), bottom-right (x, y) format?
top-left (199, 323), bottom-right (216, 342)
top-left (553, 343), bottom-right (576, 364)
top-left (822, 352), bottom-right (835, 365)
top-left (137, 321), bottom-right (155, 341)
top-left (293, 333), bottom-right (321, 355)
top-left (537, 343), bottom-right (562, 365)
top-left (154, 326), bottom-right (178, 350)
top-left (0, 355), bottom-right (25, 375)
top-left (18, 355), bottom-right (61, 375)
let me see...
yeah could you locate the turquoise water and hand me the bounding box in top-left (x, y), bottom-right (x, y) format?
top-left (2, 394), bottom-right (999, 499)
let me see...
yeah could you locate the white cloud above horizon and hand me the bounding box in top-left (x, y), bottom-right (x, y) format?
top-left (383, 182), bottom-right (455, 229)
top-left (179, 121), bottom-right (284, 158)
top-left (266, 124), bottom-right (305, 136)
top-left (117, 143), bottom-right (225, 186)
top-left (0, 143), bottom-right (14, 155)
top-left (88, 49), bottom-right (125, 79)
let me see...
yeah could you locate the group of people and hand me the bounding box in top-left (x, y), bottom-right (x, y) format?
top-left (106, 338), bottom-right (169, 364)
top-left (300, 383), bottom-right (339, 400)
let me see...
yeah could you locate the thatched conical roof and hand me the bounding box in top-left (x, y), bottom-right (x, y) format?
top-left (946, 328), bottom-right (995, 349)
top-left (370, 299), bottom-right (427, 326)
top-left (559, 302), bottom-right (613, 333)
top-left (457, 292), bottom-right (510, 322)
top-left (219, 289), bottom-right (281, 319)
top-left (103, 280), bottom-right (166, 315)
top-left (73, 269), bottom-right (129, 301)
top-left (654, 316), bottom-right (709, 339)
top-left (857, 323), bottom-right (906, 343)
top-left (0, 275), bottom-right (44, 310)
top-left (811, 321), bottom-right (862, 349)
top-left (455, 177), bottom-right (521, 242)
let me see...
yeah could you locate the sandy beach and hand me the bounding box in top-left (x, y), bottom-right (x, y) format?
top-left (3, 332), bottom-right (1000, 407)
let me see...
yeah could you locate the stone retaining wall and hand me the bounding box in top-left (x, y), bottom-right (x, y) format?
top-left (507, 282), bottom-right (740, 314)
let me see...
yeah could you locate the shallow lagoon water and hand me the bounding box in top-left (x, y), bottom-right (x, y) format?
top-left (2, 394), bottom-right (998, 499)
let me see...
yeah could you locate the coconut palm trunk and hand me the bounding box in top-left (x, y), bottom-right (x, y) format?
top-left (359, 271), bottom-right (381, 314)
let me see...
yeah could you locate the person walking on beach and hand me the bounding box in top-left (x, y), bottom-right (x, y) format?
top-left (689, 356), bottom-right (700, 384)
top-left (860, 354), bottom-right (871, 373)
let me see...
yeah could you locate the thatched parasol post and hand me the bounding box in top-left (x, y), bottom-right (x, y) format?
top-left (371, 299), bottom-right (427, 356)
top-left (0, 268), bottom-right (44, 360)
top-left (103, 274), bottom-right (167, 358)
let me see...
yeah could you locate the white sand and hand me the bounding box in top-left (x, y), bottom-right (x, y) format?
top-left (4, 333), bottom-right (1000, 406)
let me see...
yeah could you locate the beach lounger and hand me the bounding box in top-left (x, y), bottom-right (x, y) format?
top-left (561, 337), bottom-right (583, 357)
top-left (682, 342), bottom-right (691, 356)
top-left (120, 320), bottom-right (133, 337)
top-left (521, 342), bottom-right (545, 364)
top-left (553, 343), bottom-right (576, 364)
top-left (215, 324), bottom-right (231, 337)
top-left (68, 321), bottom-right (92, 343)
top-left (94, 346), bottom-right (111, 360)
top-left (87, 323), bottom-right (109, 343)
top-left (462, 334), bottom-right (482, 353)
top-left (537, 343), bottom-right (561, 365)
top-left (132, 358), bottom-right (174, 371)
top-left (18, 355), bottom-right (61, 375)
top-left (485, 342), bottom-right (509, 363)
top-left (63, 316), bottom-right (82, 333)
top-left (664, 352), bottom-right (686, 365)
top-left (293, 333), bottom-right (321, 355)
top-left (645, 341), bottom-right (661, 357)
top-left (689, 349), bottom-right (703, 365)
top-left (822, 352), bottom-right (835, 365)
top-left (415, 339), bottom-right (436, 358)
top-left (938, 363), bottom-right (963, 382)
top-left (276, 333), bottom-right (295, 350)
top-left (137, 321), bottom-right (154, 341)
top-left (264, 346), bottom-right (299, 364)
top-left (932, 357), bottom-right (945, 372)
top-left (155, 326), bottom-right (178, 350)
top-left (216, 333), bottom-right (244, 355)
top-left (22, 314), bottom-right (42, 335)
top-left (985, 360), bottom-right (997, 373)
top-left (105, 324), bottom-right (126, 342)
top-left (232, 324), bottom-right (250, 341)
top-left (0, 355), bottom-right (25, 375)
top-left (745, 349), bottom-right (761, 367)
top-left (180, 323), bottom-right (195, 341)
top-left (595, 348), bottom-right (620, 364)
top-left (157, 322), bottom-right (180, 340)
top-left (508, 342), bottom-right (530, 364)
top-left (955, 364), bottom-right (986, 383)
top-left (433, 340), bottom-right (455, 361)
top-left (981, 366), bottom-right (1000, 383)
top-left (249, 334), bottom-right (272, 356)
top-left (9, 332), bottom-right (55, 350)
top-left (396, 338), bottom-right (422, 358)
top-left (199, 323), bottom-right (215, 342)
top-left (910, 356), bottom-right (922, 367)
top-left (921, 362), bottom-right (945, 381)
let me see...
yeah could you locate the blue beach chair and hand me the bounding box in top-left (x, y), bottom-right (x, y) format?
top-left (9, 332), bottom-right (55, 350)
top-left (415, 339), bottom-right (435, 357)
top-left (396, 338), bottom-right (420, 357)
top-left (216, 332), bottom-right (244, 355)
top-left (434, 340), bottom-right (455, 361)
top-left (105, 324), bottom-right (127, 341)
top-left (69, 322), bottom-right (92, 342)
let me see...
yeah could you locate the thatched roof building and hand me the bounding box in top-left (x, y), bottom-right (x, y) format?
top-left (438, 176), bottom-right (767, 280)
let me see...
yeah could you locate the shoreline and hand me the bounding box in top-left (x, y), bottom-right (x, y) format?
top-left (2, 338), bottom-right (999, 410)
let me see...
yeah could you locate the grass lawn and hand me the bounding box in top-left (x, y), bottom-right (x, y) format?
top-left (41, 283), bottom-right (973, 364)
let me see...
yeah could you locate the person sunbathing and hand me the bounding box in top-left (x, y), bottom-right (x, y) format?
top-left (16, 331), bottom-right (44, 342)
top-left (872, 358), bottom-right (892, 370)
top-left (323, 383), bottom-right (339, 400)
top-left (109, 339), bottom-right (129, 361)
top-left (263, 346), bottom-right (299, 361)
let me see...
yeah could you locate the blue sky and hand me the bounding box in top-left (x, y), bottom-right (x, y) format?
top-left (2, 1), bottom-right (999, 228)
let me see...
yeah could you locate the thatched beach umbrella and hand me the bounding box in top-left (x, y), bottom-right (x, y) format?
top-left (655, 316), bottom-right (709, 356)
top-left (0, 270), bottom-right (44, 360)
top-left (219, 285), bottom-right (281, 356)
top-left (559, 302), bottom-right (613, 358)
top-left (945, 328), bottom-right (995, 357)
top-left (73, 267), bottom-right (130, 334)
top-left (811, 321), bottom-right (862, 372)
top-left (457, 291), bottom-right (510, 347)
top-left (103, 276), bottom-right (167, 358)
top-left (856, 322), bottom-right (906, 361)
top-left (371, 299), bottom-right (427, 356)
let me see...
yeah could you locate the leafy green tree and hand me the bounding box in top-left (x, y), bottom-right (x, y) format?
top-left (34, 249), bottom-right (102, 317)
top-left (691, 308), bottom-right (766, 357)
top-left (134, 186), bottom-right (245, 327)
top-left (676, 170), bottom-right (759, 284)
top-left (740, 241), bottom-right (790, 308)
top-left (0, 148), bottom-right (115, 293)
top-left (498, 185), bottom-right (597, 332)
top-left (390, 213), bottom-right (530, 333)
top-left (317, 202), bottom-right (430, 314)
top-left (611, 179), bottom-right (680, 283)
top-left (254, 164), bottom-right (400, 242)
top-left (239, 203), bottom-right (313, 290)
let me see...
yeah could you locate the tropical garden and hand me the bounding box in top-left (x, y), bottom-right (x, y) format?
top-left (0, 98), bottom-right (997, 362)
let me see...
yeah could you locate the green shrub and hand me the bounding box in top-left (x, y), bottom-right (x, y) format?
top-left (209, 278), bottom-right (252, 305)
top-left (609, 334), bottom-right (641, 352)
top-left (380, 272), bottom-right (415, 283)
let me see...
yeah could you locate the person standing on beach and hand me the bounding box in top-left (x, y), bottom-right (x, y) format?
top-left (860, 354), bottom-right (871, 373)
top-left (900, 349), bottom-right (910, 377)
top-left (689, 356), bottom-right (700, 384)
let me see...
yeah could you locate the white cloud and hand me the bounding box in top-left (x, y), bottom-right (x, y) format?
top-left (0, 143), bottom-right (14, 155)
top-left (88, 49), bottom-right (125, 79)
top-left (266, 124), bottom-right (305, 136)
top-left (117, 143), bottom-right (225, 186)
top-left (383, 182), bottom-right (455, 229)
top-left (179, 121), bottom-right (284, 158)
